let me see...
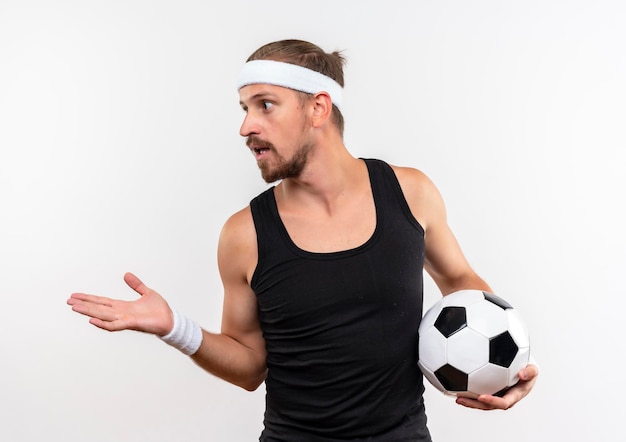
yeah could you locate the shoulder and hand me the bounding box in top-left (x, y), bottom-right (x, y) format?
top-left (389, 164), bottom-right (442, 203)
top-left (218, 205), bottom-right (258, 284)
top-left (219, 205), bottom-right (257, 253)
top-left (388, 164), bottom-right (446, 230)
top-left (364, 158), bottom-right (437, 198)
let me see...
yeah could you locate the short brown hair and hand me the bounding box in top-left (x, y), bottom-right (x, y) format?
top-left (247, 39), bottom-right (346, 135)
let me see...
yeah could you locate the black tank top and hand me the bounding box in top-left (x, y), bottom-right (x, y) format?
top-left (250, 159), bottom-right (431, 441)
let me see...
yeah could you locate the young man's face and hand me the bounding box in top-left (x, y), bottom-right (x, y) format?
top-left (239, 84), bottom-right (314, 183)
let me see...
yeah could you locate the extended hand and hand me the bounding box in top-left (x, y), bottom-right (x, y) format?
top-left (455, 364), bottom-right (539, 410)
top-left (67, 272), bottom-right (173, 336)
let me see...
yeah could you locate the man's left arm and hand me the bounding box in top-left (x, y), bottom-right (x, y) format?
top-left (393, 165), bottom-right (538, 410)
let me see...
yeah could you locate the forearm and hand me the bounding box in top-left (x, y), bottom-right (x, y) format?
top-left (433, 269), bottom-right (493, 296)
top-left (190, 330), bottom-right (267, 391)
top-left (158, 308), bottom-right (267, 391)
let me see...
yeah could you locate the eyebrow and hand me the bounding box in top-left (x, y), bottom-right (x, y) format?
top-left (239, 89), bottom-right (281, 107)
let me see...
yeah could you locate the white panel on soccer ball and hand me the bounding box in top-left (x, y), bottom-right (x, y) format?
top-left (418, 361), bottom-right (446, 394)
top-left (466, 301), bottom-right (508, 337)
top-left (419, 302), bottom-right (443, 333)
top-left (506, 309), bottom-right (530, 348)
top-left (418, 326), bottom-right (448, 371)
top-left (442, 290), bottom-right (484, 308)
top-left (507, 346), bottom-right (531, 386)
top-left (467, 363), bottom-right (509, 396)
top-left (447, 328), bottom-right (489, 373)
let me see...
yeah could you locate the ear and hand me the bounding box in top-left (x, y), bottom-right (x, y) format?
top-left (310, 92), bottom-right (333, 128)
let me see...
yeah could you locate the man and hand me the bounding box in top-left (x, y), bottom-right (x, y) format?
top-left (67, 39), bottom-right (538, 441)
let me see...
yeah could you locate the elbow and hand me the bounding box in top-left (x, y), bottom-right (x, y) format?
top-left (240, 369), bottom-right (267, 392)
top-left (242, 381), bottom-right (262, 392)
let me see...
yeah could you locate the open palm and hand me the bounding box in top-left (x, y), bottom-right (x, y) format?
top-left (67, 272), bottom-right (173, 336)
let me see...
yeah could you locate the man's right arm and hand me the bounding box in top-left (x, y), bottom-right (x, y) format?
top-left (67, 206), bottom-right (267, 391)
top-left (190, 206), bottom-right (267, 391)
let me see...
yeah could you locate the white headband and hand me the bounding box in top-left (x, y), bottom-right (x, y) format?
top-left (236, 59), bottom-right (343, 110)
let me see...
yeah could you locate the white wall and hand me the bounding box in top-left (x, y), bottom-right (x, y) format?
top-left (1, 1), bottom-right (624, 440)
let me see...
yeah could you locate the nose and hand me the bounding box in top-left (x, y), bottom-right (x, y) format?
top-left (239, 112), bottom-right (259, 138)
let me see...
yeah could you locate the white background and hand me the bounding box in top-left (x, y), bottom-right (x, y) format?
top-left (1, 1), bottom-right (624, 441)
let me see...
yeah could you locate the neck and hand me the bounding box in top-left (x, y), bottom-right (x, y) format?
top-left (275, 138), bottom-right (367, 213)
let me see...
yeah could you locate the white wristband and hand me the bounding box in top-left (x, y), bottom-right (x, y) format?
top-left (159, 308), bottom-right (203, 356)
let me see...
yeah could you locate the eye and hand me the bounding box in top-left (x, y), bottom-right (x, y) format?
top-left (262, 101), bottom-right (273, 111)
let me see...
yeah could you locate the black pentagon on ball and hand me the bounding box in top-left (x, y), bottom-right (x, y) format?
top-left (489, 331), bottom-right (519, 367)
top-left (483, 292), bottom-right (513, 310)
top-left (434, 306), bottom-right (467, 338)
top-left (434, 364), bottom-right (468, 392)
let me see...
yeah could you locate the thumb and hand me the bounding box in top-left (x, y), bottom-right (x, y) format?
top-left (123, 272), bottom-right (150, 296)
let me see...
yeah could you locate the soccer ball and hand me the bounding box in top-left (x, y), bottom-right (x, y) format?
top-left (418, 290), bottom-right (530, 398)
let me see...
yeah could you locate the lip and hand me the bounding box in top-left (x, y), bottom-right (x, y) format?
top-left (250, 146), bottom-right (270, 160)
top-left (246, 136), bottom-right (273, 160)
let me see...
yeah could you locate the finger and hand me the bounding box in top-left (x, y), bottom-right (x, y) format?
top-left (519, 363), bottom-right (539, 381)
top-left (455, 396), bottom-right (477, 409)
top-left (456, 396), bottom-right (497, 411)
top-left (67, 292), bottom-right (114, 307)
top-left (477, 394), bottom-right (511, 410)
top-left (123, 272), bottom-right (150, 297)
top-left (456, 393), bottom-right (516, 410)
top-left (70, 301), bottom-right (120, 322)
top-left (89, 317), bottom-right (129, 332)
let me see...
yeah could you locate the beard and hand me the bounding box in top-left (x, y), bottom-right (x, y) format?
top-left (247, 135), bottom-right (313, 183)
